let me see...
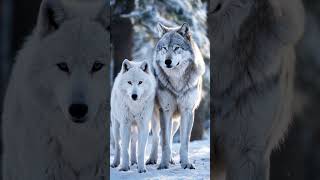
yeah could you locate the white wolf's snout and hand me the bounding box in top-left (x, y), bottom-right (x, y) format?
top-left (68, 103), bottom-right (88, 123)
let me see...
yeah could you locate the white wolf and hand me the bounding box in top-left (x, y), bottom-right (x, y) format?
top-left (110, 59), bottom-right (157, 173)
top-left (2, 0), bottom-right (109, 179)
top-left (152, 23), bottom-right (205, 169)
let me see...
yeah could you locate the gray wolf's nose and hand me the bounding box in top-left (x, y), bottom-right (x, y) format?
top-left (165, 59), bottom-right (172, 65)
top-left (69, 104), bottom-right (88, 122)
top-left (131, 94), bottom-right (138, 101)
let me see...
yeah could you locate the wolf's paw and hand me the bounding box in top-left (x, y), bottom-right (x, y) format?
top-left (181, 162), bottom-right (195, 169)
top-left (119, 165), bottom-right (130, 171)
top-left (169, 158), bottom-right (175, 165)
top-left (138, 168), bottom-right (147, 173)
top-left (146, 158), bottom-right (157, 165)
top-left (131, 161), bottom-right (137, 166)
top-left (157, 162), bottom-right (169, 170)
top-left (110, 163), bottom-right (119, 168)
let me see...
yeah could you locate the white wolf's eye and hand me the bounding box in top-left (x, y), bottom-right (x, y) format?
top-left (56, 62), bottom-right (70, 73)
top-left (91, 62), bottom-right (105, 73)
top-left (138, 81), bottom-right (143, 85)
top-left (128, 81), bottom-right (132, 85)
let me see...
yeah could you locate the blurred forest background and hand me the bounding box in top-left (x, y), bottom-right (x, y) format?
top-left (0, 0), bottom-right (319, 179)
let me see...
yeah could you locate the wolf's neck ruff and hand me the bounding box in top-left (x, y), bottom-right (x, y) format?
top-left (155, 61), bottom-right (199, 97)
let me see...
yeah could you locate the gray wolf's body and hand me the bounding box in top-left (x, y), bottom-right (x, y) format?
top-left (209, 0), bottom-right (304, 179)
top-left (2, 0), bottom-right (109, 179)
top-left (110, 60), bottom-right (157, 173)
top-left (152, 23), bottom-right (205, 169)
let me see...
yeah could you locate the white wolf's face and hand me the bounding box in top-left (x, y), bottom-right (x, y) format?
top-left (117, 60), bottom-right (155, 103)
top-left (155, 23), bottom-right (194, 75)
top-left (30, 0), bottom-right (109, 124)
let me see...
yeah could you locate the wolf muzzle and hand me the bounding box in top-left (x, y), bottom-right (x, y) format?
top-left (68, 103), bottom-right (88, 123)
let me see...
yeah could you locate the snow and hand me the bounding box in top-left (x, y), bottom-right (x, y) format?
top-left (110, 138), bottom-right (210, 180)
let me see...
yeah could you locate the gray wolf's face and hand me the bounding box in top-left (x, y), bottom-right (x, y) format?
top-left (118, 60), bottom-right (154, 103)
top-left (33, 0), bottom-right (109, 124)
top-left (155, 23), bottom-right (194, 74)
top-left (208, 0), bottom-right (253, 46)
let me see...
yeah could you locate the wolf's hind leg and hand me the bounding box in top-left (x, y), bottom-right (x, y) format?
top-left (146, 111), bottom-right (160, 165)
top-left (130, 126), bottom-right (138, 165)
top-left (169, 119), bottom-right (180, 164)
top-left (111, 120), bottom-right (120, 168)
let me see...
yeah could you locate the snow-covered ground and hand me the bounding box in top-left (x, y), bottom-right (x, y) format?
top-left (110, 138), bottom-right (210, 180)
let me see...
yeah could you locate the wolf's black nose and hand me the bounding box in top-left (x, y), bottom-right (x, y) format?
top-left (69, 104), bottom-right (88, 121)
top-left (131, 94), bottom-right (138, 101)
top-left (165, 59), bottom-right (172, 66)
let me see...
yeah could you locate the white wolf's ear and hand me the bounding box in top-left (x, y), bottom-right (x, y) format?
top-left (157, 23), bottom-right (170, 37)
top-left (140, 61), bottom-right (150, 73)
top-left (36, 0), bottom-right (66, 38)
top-left (177, 23), bottom-right (191, 40)
top-left (95, 3), bottom-right (110, 31)
top-left (121, 59), bottom-right (132, 73)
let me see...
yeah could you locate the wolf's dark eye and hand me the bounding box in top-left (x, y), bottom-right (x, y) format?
top-left (57, 62), bottom-right (70, 73)
top-left (138, 81), bottom-right (143, 85)
top-left (128, 81), bottom-right (132, 85)
top-left (91, 62), bottom-right (105, 73)
top-left (174, 46), bottom-right (180, 51)
top-left (211, 3), bottom-right (222, 14)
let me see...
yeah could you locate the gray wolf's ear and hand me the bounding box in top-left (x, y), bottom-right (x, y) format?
top-left (95, 3), bottom-right (110, 31)
top-left (177, 23), bottom-right (191, 40)
top-left (36, 0), bottom-right (66, 38)
top-left (121, 59), bottom-right (132, 73)
top-left (157, 23), bottom-right (170, 37)
top-left (140, 61), bottom-right (150, 73)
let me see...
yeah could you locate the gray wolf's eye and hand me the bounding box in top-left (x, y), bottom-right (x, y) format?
top-left (162, 47), bottom-right (167, 51)
top-left (91, 61), bottom-right (105, 73)
top-left (138, 81), bottom-right (143, 85)
top-left (56, 62), bottom-right (70, 73)
top-left (128, 81), bottom-right (132, 85)
top-left (174, 46), bottom-right (180, 51)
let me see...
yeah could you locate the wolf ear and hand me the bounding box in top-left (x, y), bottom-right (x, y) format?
top-left (157, 23), bottom-right (170, 37)
top-left (95, 3), bottom-right (110, 31)
top-left (121, 59), bottom-right (132, 73)
top-left (140, 61), bottom-right (150, 73)
top-left (177, 23), bottom-right (191, 40)
top-left (36, 0), bottom-right (66, 37)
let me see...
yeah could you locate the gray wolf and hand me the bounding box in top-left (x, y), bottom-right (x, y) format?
top-left (1, 0), bottom-right (109, 179)
top-left (209, 0), bottom-right (304, 179)
top-left (110, 59), bottom-right (157, 173)
top-left (152, 23), bottom-right (205, 169)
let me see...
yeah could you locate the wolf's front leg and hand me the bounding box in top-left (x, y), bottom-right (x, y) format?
top-left (158, 108), bottom-right (173, 170)
top-left (137, 120), bottom-right (149, 173)
top-left (179, 108), bottom-right (195, 169)
top-left (119, 122), bottom-right (131, 171)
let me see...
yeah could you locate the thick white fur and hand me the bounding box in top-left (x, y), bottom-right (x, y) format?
top-left (110, 60), bottom-right (157, 173)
